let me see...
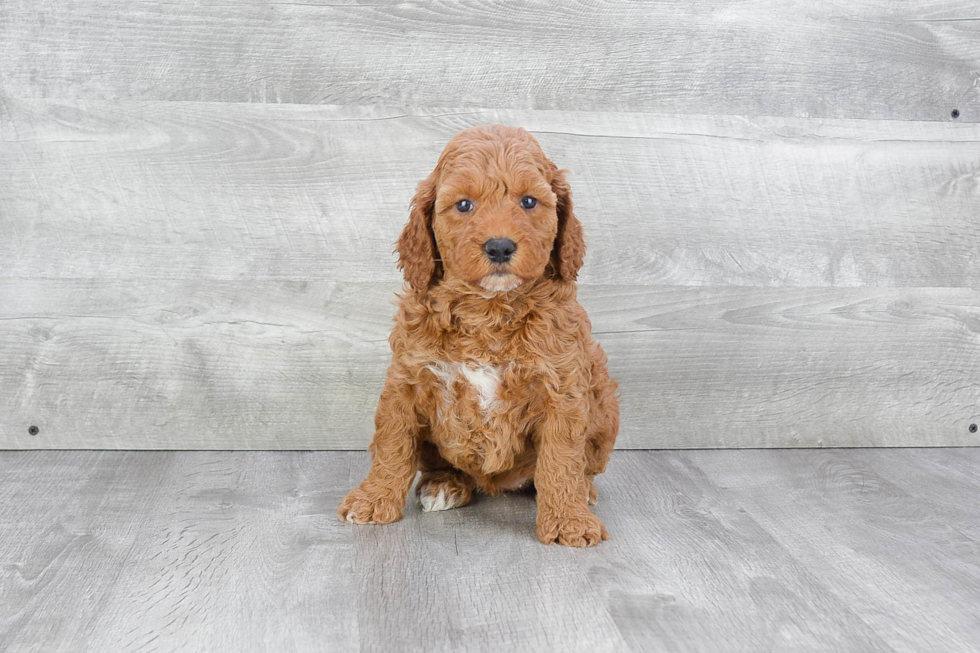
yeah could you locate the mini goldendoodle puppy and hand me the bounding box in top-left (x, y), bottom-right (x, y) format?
top-left (338, 125), bottom-right (619, 546)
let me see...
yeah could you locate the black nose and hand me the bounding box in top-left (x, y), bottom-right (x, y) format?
top-left (484, 238), bottom-right (516, 263)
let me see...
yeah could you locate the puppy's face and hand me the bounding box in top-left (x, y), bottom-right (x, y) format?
top-left (398, 125), bottom-right (584, 293)
top-left (432, 135), bottom-right (559, 292)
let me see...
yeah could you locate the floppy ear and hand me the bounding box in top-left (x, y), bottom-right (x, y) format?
top-left (396, 175), bottom-right (440, 291)
top-left (549, 169), bottom-right (585, 281)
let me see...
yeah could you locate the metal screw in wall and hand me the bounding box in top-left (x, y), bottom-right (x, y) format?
top-left (971, 424), bottom-right (978, 434)
top-left (951, 109), bottom-right (960, 119)
top-left (28, 425), bottom-right (39, 436)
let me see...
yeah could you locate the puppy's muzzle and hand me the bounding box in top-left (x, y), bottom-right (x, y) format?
top-left (484, 238), bottom-right (516, 264)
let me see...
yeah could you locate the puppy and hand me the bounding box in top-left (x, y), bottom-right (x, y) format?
top-left (338, 125), bottom-right (619, 546)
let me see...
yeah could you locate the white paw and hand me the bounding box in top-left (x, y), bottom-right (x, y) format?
top-left (420, 489), bottom-right (460, 512)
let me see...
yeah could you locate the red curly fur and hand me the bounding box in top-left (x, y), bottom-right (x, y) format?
top-left (338, 125), bottom-right (620, 547)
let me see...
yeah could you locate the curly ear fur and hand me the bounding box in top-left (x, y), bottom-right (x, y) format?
top-left (549, 169), bottom-right (585, 281)
top-left (397, 175), bottom-right (441, 291)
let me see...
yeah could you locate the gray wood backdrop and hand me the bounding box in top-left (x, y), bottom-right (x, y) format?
top-left (1, 0), bottom-right (978, 449)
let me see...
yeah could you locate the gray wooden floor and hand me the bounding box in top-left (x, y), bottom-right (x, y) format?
top-left (1, 450), bottom-right (978, 652)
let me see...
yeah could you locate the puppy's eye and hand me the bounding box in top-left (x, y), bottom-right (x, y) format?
top-left (520, 197), bottom-right (537, 209)
top-left (455, 199), bottom-right (473, 213)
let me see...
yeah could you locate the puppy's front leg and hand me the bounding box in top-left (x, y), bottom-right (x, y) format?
top-left (338, 378), bottom-right (419, 525)
top-left (533, 411), bottom-right (610, 547)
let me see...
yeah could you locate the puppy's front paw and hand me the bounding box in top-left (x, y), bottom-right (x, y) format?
top-left (338, 486), bottom-right (403, 525)
top-left (537, 510), bottom-right (609, 547)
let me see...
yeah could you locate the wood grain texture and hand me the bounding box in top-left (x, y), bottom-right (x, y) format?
top-left (1, 0), bottom-right (978, 121)
top-left (0, 451), bottom-right (178, 649)
top-left (343, 453), bottom-right (631, 652)
top-left (691, 449), bottom-right (980, 652)
top-left (0, 451), bottom-right (358, 652)
top-left (2, 99), bottom-right (979, 287)
top-left (3, 280), bottom-right (977, 449)
top-left (1, 279), bottom-right (391, 450)
top-left (598, 452), bottom-right (893, 652)
top-left (2, 450), bottom-right (979, 651)
top-left (3, 2), bottom-right (979, 451)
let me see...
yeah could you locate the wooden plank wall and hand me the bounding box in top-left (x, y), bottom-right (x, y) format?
top-left (1, 1), bottom-right (978, 449)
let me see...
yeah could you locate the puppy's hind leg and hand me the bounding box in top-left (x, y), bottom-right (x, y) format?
top-left (584, 364), bottom-right (620, 506)
top-left (416, 441), bottom-right (475, 512)
top-left (417, 470), bottom-right (476, 512)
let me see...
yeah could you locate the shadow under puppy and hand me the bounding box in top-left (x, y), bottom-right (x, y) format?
top-left (338, 125), bottom-right (619, 547)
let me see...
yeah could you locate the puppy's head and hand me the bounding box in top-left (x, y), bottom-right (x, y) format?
top-left (397, 125), bottom-right (584, 293)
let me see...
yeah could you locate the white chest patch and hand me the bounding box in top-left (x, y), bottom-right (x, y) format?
top-left (426, 361), bottom-right (503, 416)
